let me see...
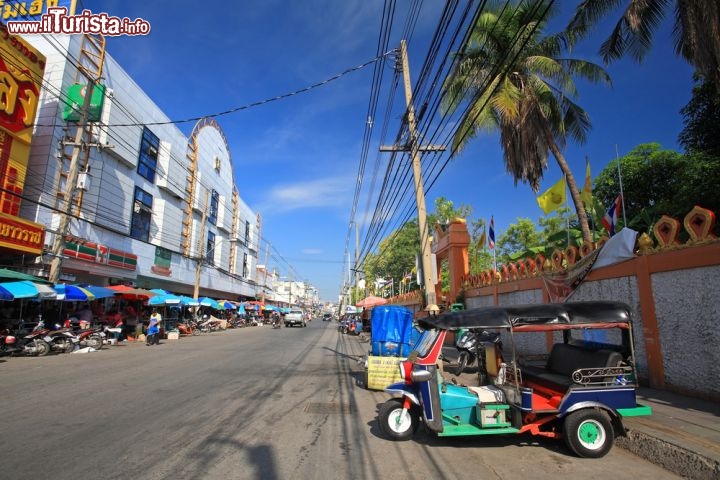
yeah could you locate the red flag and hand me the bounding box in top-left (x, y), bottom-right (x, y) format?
top-left (602, 195), bottom-right (622, 236)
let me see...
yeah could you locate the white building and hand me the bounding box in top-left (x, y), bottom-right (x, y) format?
top-left (18, 32), bottom-right (260, 299)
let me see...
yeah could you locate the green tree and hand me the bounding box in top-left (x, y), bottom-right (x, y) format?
top-left (362, 220), bottom-right (419, 294)
top-left (443, 1), bottom-right (610, 244)
top-left (433, 196), bottom-right (473, 226)
top-left (593, 143), bottom-right (720, 233)
top-left (496, 218), bottom-right (542, 262)
top-left (568, 1), bottom-right (720, 92)
top-left (678, 77), bottom-right (720, 156)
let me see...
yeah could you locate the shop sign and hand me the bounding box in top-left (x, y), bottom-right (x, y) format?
top-left (62, 83), bottom-right (105, 122)
top-left (0, 24), bottom-right (45, 219)
top-left (1, 1), bottom-right (75, 22)
top-left (151, 245), bottom-right (172, 276)
top-left (64, 238), bottom-right (137, 271)
top-left (0, 211), bottom-right (44, 254)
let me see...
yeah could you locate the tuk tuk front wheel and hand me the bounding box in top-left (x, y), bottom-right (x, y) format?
top-left (378, 398), bottom-right (418, 441)
top-left (563, 409), bottom-right (614, 458)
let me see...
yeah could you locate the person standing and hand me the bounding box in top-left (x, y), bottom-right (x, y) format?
top-left (147, 308), bottom-right (161, 346)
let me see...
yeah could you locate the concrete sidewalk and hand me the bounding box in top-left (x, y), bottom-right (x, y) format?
top-left (439, 347), bottom-right (719, 479)
top-left (617, 387), bottom-right (720, 480)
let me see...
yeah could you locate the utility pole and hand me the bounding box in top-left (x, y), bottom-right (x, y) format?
top-left (354, 221), bottom-right (359, 296)
top-left (192, 189), bottom-right (210, 300)
top-left (48, 82), bottom-right (97, 284)
top-left (381, 40), bottom-right (444, 307)
top-left (260, 241), bottom-right (269, 304)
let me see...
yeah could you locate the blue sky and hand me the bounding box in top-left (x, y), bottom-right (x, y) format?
top-left (89, 1), bottom-right (694, 302)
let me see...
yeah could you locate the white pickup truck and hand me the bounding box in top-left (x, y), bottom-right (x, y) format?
top-left (284, 308), bottom-right (306, 328)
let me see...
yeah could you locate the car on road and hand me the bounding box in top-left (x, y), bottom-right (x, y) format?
top-left (284, 308), bottom-right (306, 328)
top-left (322, 313), bottom-right (332, 321)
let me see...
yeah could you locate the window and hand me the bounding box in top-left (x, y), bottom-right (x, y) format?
top-left (131, 187), bottom-right (153, 241)
top-left (137, 127), bottom-right (159, 182)
top-left (209, 190), bottom-right (219, 225)
top-left (244, 220), bottom-right (250, 246)
top-left (205, 231), bottom-right (215, 265)
top-left (242, 252), bottom-right (248, 278)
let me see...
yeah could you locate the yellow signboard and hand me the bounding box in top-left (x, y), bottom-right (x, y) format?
top-left (366, 355), bottom-right (405, 391)
top-left (1, 1), bottom-right (77, 22)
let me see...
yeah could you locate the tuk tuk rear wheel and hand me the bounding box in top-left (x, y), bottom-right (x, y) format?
top-left (378, 398), bottom-right (418, 441)
top-left (564, 409), bottom-right (614, 458)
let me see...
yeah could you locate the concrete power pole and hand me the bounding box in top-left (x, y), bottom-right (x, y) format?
top-left (381, 40), bottom-right (444, 307)
top-left (48, 82), bottom-right (97, 284)
top-left (192, 189), bottom-right (210, 300)
top-left (354, 221), bottom-right (359, 296)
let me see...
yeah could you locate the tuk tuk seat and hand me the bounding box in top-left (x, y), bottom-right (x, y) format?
top-left (520, 343), bottom-right (623, 392)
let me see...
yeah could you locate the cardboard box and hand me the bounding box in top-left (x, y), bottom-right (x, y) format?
top-left (166, 331), bottom-right (179, 340)
top-left (366, 355), bottom-right (405, 390)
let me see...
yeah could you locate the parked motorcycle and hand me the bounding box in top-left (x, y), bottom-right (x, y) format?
top-left (43, 327), bottom-right (78, 354)
top-left (455, 328), bottom-right (502, 376)
top-left (72, 327), bottom-right (104, 350)
top-left (0, 329), bottom-right (20, 356)
top-left (13, 328), bottom-right (52, 356)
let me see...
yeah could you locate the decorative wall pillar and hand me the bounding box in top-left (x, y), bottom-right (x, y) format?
top-left (434, 218), bottom-right (471, 307)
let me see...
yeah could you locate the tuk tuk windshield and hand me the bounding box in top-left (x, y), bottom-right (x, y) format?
top-left (412, 329), bottom-right (441, 358)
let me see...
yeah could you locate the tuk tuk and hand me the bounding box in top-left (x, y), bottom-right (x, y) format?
top-left (377, 301), bottom-right (652, 458)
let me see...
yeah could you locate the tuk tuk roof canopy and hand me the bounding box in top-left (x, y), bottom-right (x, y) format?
top-left (426, 301), bottom-right (632, 331)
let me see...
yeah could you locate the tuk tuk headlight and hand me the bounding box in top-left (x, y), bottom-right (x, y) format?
top-left (410, 369), bottom-right (433, 383)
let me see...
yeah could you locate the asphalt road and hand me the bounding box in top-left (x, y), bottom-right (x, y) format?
top-left (0, 320), bottom-right (679, 480)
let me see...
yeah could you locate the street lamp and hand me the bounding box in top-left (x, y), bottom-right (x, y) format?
top-left (193, 237), bottom-right (238, 300)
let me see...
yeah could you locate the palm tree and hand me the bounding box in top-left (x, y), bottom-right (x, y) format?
top-left (443, 1), bottom-right (610, 243)
top-left (568, 0), bottom-right (720, 92)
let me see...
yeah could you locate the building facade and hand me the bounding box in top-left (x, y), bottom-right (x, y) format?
top-left (8, 31), bottom-right (260, 300)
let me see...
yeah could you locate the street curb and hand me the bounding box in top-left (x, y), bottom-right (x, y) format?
top-left (616, 428), bottom-right (720, 480)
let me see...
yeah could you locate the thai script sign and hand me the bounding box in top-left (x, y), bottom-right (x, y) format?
top-left (0, 211), bottom-right (44, 253)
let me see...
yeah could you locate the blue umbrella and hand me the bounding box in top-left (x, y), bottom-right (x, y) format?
top-left (0, 280), bottom-right (39, 299)
top-left (54, 284), bottom-right (95, 301)
top-left (179, 296), bottom-right (200, 307)
top-left (198, 297), bottom-right (219, 309)
top-left (150, 288), bottom-right (171, 295)
top-left (148, 294), bottom-right (181, 306)
top-left (79, 284), bottom-right (117, 299)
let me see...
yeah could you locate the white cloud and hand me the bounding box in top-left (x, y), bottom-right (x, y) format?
top-left (257, 175), bottom-right (353, 213)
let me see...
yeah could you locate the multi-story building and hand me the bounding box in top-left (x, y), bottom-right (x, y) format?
top-left (5, 29), bottom-right (260, 300)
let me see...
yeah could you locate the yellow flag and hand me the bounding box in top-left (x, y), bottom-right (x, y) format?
top-left (580, 160), bottom-right (592, 206)
top-left (536, 177), bottom-right (566, 214)
top-left (478, 225), bottom-right (486, 248)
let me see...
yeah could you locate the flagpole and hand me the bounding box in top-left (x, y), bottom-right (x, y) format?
top-left (615, 145), bottom-right (627, 227)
